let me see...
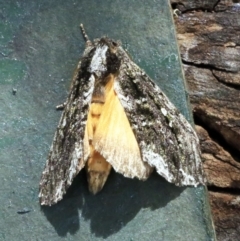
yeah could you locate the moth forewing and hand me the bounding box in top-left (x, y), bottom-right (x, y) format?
top-left (114, 51), bottom-right (205, 187)
top-left (39, 25), bottom-right (205, 206)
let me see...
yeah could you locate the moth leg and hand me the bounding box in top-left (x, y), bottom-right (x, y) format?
top-left (56, 102), bottom-right (67, 110)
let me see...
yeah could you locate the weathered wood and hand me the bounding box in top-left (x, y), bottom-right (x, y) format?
top-left (209, 192), bottom-right (240, 241)
top-left (172, 1), bottom-right (240, 240)
top-left (173, 3), bottom-right (240, 155)
top-left (176, 11), bottom-right (240, 72)
top-left (171, 0), bottom-right (218, 12)
top-left (171, 0), bottom-right (238, 12)
top-left (184, 65), bottom-right (240, 153)
top-left (196, 125), bottom-right (240, 188)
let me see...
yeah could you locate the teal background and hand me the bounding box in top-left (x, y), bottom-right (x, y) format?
top-left (0, 1), bottom-right (215, 240)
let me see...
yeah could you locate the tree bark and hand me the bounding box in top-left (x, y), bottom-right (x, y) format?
top-left (171, 1), bottom-right (240, 240)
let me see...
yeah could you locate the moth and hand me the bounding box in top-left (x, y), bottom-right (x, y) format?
top-left (39, 24), bottom-right (205, 206)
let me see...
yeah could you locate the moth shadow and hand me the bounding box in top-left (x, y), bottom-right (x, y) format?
top-left (41, 170), bottom-right (185, 238)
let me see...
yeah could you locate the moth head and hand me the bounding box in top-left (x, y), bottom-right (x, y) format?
top-left (88, 38), bottom-right (121, 79)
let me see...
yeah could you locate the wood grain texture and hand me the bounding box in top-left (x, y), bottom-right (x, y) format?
top-left (172, 1), bottom-right (240, 240)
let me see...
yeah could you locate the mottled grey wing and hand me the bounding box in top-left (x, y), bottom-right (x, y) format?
top-left (115, 48), bottom-right (205, 186)
top-left (39, 56), bottom-right (94, 206)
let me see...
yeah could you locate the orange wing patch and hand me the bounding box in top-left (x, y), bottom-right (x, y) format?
top-left (85, 74), bottom-right (152, 194)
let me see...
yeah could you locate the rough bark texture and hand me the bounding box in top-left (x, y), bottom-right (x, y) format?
top-left (196, 125), bottom-right (240, 189)
top-left (209, 192), bottom-right (240, 241)
top-left (171, 0), bottom-right (240, 240)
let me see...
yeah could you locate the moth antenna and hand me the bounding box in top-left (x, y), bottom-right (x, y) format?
top-left (80, 23), bottom-right (92, 45)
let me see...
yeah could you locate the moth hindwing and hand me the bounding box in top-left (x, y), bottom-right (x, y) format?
top-left (39, 24), bottom-right (205, 206)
